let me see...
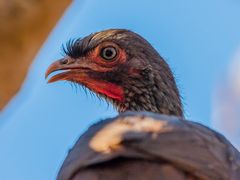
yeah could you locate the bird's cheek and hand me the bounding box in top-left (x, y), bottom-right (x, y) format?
top-left (84, 61), bottom-right (113, 72)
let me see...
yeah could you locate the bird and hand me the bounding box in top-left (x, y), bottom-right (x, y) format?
top-left (45, 29), bottom-right (183, 117)
top-left (45, 30), bottom-right (240, 180)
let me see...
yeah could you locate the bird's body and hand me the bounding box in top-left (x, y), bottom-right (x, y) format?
top-left (46, 29), bottom-right (183, 116)
top-left (57, 112), bottom-right (240, 180)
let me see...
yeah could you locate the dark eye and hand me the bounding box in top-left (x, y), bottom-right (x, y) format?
top-left (100, 46), bottom-right (117, 60)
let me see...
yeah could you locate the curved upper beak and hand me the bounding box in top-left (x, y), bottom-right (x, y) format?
top-left (45, 58), bottom-right (87, 83)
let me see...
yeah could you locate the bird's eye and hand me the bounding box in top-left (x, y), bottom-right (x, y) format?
top-left (100, 46), bottom-right (117, 61)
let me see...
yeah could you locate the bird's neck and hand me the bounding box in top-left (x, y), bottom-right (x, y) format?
top-left (115, 72), bottom-right (183, 117)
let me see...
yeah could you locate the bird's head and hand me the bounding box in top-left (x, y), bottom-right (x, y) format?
top-left (46, 29), bottom-right (183, 116)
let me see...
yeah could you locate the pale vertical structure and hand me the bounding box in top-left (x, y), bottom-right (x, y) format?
top-left (0, 0), bottom-right (71, 109)
top-left (212, 48), bottom-right (240, 149)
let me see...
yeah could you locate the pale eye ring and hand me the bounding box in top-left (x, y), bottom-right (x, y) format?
top-left (100, 46), bottom-right (117, 60)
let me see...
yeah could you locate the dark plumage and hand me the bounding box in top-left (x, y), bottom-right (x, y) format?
top-left (57, 112), bottom-right (240, 180)
top-left (46, 29), bottom-right (183, 116)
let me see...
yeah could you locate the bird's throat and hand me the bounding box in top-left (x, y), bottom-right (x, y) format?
top-left (81, 78), bottom-right (125, 102)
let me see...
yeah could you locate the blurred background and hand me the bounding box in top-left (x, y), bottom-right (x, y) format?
top-left (0, 0), bottom-right (240, 179)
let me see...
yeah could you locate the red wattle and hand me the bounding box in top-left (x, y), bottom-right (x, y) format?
top-left (83, 79), bottom-right (124, 102)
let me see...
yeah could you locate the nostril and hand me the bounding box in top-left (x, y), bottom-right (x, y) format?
top-left (60, 58), bottom-right (69, 65)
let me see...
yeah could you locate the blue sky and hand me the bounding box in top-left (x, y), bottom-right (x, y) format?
top-left (0, 0), bottom-right (240, 179)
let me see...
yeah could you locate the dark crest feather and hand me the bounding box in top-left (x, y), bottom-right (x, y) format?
top-left (62, 38), bottom-right (83, 58)
top-left (62, 33), bottom-right (95, 59)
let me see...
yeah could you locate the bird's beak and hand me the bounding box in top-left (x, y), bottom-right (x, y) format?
top-left (45, 58), bottom-right (125, 102)
top-left (45, 58), bottom-right (88, 83)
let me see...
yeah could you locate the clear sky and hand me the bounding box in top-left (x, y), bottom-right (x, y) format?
top-left (0, 0), bottom-right (240, 179)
